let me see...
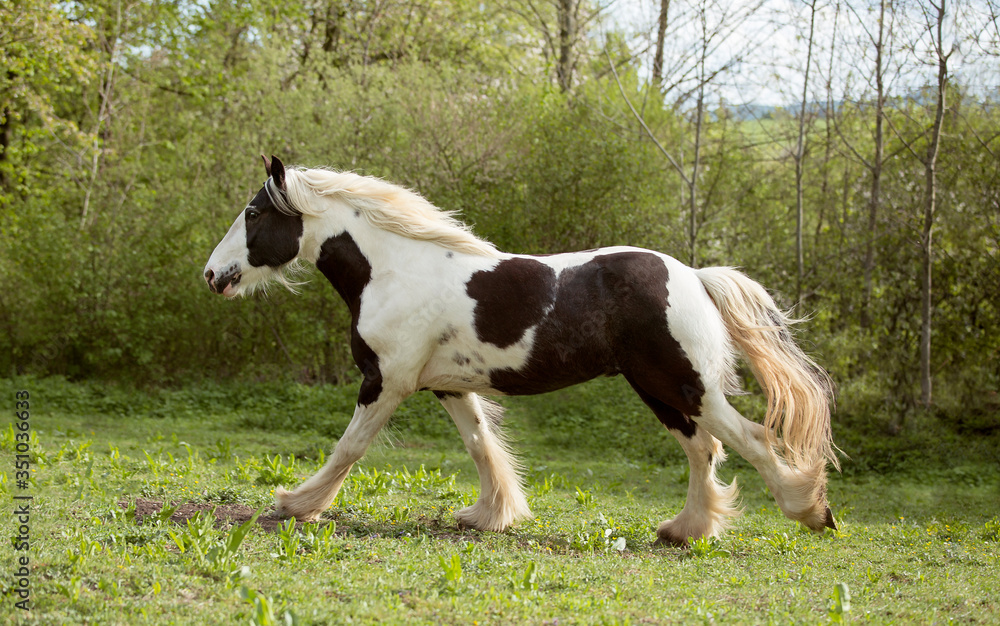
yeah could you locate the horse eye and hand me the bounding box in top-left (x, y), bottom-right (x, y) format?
top-left (246, 208), bottom-right (260, 221)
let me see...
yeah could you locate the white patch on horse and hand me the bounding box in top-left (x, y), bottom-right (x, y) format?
top-left (662, 256), bottom-right (739, 395)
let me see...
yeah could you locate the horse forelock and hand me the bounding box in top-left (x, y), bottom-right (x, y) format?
top-left (282, 167), bottom-right (500, 258)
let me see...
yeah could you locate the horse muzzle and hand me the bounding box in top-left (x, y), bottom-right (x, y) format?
top-left (204, 264), bottom-right (242, 297)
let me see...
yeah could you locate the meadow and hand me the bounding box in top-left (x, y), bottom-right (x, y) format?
top-left (2, 376), bottom-right (998, 624)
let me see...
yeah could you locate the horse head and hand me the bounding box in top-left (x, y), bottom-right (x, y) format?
top-left (204, 155), bottom-right (305, 297)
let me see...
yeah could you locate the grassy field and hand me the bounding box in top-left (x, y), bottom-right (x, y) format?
top-left (2, 376), bottom-right (999, 624)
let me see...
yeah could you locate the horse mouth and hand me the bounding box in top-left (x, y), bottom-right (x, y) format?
top-left (221, 274), bottom-right (242, 297)
top-left (206, 267), bottom-right (242, 296)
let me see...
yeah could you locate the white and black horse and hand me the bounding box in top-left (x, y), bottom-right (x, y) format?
top-left (204, 156), bottom-right (838, 544)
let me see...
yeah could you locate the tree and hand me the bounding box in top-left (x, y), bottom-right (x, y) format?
top-left (793, 0), bottom-right (822, 305)
top-left (501, 0), bottom-right (605, 92)
top-left (0, 0), bottom-right (94, 196)
top-left (651, 0), bottom-right (672, 89)
top-left (850, 0), bottom-right (893, 330)
top-left (897, 0), bottom-right (953, 406)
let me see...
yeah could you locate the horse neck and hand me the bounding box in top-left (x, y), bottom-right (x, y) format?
top-left (309, 210), bottom-right (500, 318)
top-left (311, 222), bottom-right (436, 311)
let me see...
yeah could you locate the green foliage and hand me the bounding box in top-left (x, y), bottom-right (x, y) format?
top-left (239, 586), bottom-right (298, 626)
top-left (0, 0), bottom-right (96, 200)
top-left (438, 553), bottom-right (464, 594)
top-left (166, 506), bottom-right (263, 583)
top-left (575, 486), bottom-right (595, 508)
top-left (827, 583), bottom-right (852, 624)
top-left (981, 517), bottom-right (1000, 542)
top-left (512, 377), bottom-right (687, 466)
top-left (512, 560), bottom-right (540, 593)
top-left (569, 521), bottom-right (628, 554)
top-left (687, 536), bottom-right (731, 559)
top-left (274, 518), bottom-right (301, 562)
top-left (256, 454), bottom-right (299, 487)
top-left (764, 531), bottom-right (798, 556)
top-left (338, 464), bottom-right (461, 505)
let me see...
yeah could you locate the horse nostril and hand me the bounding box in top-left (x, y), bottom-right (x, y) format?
top-left (205, 269), bottom-right (215, 284)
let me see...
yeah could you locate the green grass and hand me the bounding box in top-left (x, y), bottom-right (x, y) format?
top-left (2, 376), bottom-right (999, 624)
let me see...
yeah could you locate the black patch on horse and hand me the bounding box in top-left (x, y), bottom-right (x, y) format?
top-left (466, 258), bottom-right (558, 349)
top-left (316, 233), bottom-right (382, 406)
top-left (438, 325), bottom-right (459, 345)
top-left (600, 252), bottom-right (704, 428)
top-left (245, 184), bottom-right (304, 268)
top-left (628, 382), bottom-right (698, 438)
top-left (477, 252), bottom-right (704, 434)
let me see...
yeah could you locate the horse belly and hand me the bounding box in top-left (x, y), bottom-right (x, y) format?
top-left (416, 313), bottom-right (616, 396)
top-left (415, 321), bottom-right (535, 394)
top-left (415, 346), bottom-right (497, 394)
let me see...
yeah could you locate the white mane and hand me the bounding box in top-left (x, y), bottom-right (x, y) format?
top-left (279, 167), bottom-right (500, 258)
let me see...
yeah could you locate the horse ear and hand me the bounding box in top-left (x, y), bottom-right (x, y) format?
top-left (261, 154), bottom-right (272, 177)
top-left (270, 155), bottom-right (286, 190)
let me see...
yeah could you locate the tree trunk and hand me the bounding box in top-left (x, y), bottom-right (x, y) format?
top-left (323, 2), bottom-right (346, 54)
top-left (920, 0), bottom-right (949, 407)
top-left (557, 0), bottom-right (576, 92)
top-left (688, 68), bottom-right (704, 268)
top-left (794, 0), bottom-right (818, 306)
top-left (0, 106), bottom-right (10, 190)
top-left (652, 0), bottom-right (671, 88)
top-left (861, 0), bottom-right (888, 329)
top-left (818, 0), bottom-right (841, 295)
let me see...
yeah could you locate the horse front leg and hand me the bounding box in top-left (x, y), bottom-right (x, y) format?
top-left (437, 392), bottom-right (532, 531)
top-left (274, 384), bottom-right (403, 522)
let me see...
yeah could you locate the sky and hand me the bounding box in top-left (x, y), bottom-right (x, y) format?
top-left (599, 0), bottom-right (999, 107)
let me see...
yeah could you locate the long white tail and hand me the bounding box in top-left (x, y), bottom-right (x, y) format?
top-left (697, 267), bottom-right (838, 471)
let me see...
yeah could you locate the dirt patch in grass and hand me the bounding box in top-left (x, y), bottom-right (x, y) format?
top-left (120, 498), bottom-right (294, 532)
top-left (117, 498), bottom-right (478, 540)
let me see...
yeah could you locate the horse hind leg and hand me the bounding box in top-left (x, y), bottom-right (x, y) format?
top-left (626, 379), bottom-right (740, 545)
top-left (659, 426), bottom-right (741, 545)
top-left (659, 421), bottom-right (741, 546)
top-left (697, 390), bottom-right (835, 532)
top-left (437, 392), bottom-right (532, 532)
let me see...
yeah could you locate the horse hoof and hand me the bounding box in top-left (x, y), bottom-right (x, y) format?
top-left (654, 534), bottom-right (690, 547)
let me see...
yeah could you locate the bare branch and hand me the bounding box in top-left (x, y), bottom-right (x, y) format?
top-left (603, 46), bottom-right (689, 184)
